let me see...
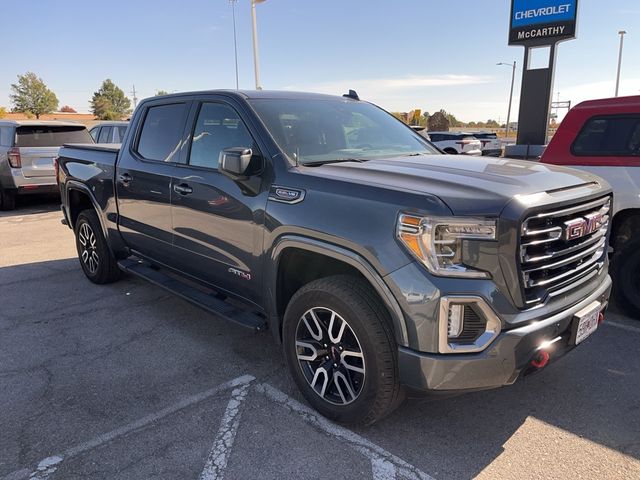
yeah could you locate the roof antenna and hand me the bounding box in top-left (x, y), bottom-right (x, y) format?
top-left (343, 89), bottom-right (359, 100)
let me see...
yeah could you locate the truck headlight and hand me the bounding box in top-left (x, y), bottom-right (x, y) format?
top-left (397, 214), bottom-right (497, 278)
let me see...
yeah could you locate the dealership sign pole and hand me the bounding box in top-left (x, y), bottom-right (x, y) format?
top-left (509, 0), bottom-right (578, 148)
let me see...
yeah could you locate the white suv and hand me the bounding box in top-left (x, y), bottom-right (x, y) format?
top-left (421, 132), bottom-right (482, 156)
top-left (472, 132), bottom-right (502, 156)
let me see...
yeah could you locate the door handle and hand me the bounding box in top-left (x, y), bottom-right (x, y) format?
top-left (173, 183), bottom-right (193, 195)
top-left (118, 173), bottom-right (133, 185)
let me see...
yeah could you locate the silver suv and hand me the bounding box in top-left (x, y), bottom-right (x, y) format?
top-left (0, 120), bottom-right (93, 210)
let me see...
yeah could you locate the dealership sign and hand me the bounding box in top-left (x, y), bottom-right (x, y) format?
top-left (509, 0), bottom-right (578, 45)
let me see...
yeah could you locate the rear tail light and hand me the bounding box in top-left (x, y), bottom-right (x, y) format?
top-left (8, 147), bottom-right (21, 168)
top-left (54, 156), bottom-right (60, 184)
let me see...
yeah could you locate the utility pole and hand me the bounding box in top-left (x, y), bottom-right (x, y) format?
top-left (251, 0), bottom-right (263, 90)
top-left (497, 61), bottom-right (516, 139)
top-left (130, 85), bottom-right (138, 109)
top-left (615, 30), bottom-right (627, 97)
top-left (230, 0), bottom-right (239, 89)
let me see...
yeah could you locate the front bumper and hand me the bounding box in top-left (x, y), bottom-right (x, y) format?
top-left (398, 275), bottom-right (612, 392)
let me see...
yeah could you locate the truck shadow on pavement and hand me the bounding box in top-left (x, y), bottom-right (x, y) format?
top-left (0, 257), bottom-right (638, 479)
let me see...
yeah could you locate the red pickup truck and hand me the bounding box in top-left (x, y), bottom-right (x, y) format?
top-left (541, 96), bottom-right (640, 318)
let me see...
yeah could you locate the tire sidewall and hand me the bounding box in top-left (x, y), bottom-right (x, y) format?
top-left (612, 239), bottom-right (640, 318)
top-left (282, 283), bottom-right (389, 423)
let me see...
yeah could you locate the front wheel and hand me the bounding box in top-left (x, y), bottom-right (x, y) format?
top-left (611, 237), bottom-right (640, 319)
top-left (74, 209), bottom-right (121, 284)
top-left (282, 275), bottom-right (403, 425)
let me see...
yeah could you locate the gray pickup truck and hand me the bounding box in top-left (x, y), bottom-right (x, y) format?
top-left (57, 90), bottom-right (613, 425)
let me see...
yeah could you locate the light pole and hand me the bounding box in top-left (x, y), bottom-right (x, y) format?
top-left (229, 0), bottom-right (239, 90)
top-left (497, 61), bottom-right (516, 139)
top-left (251, 0), bottom-right (265, 90)
top-left (615, 30), bottom-right (627, 97)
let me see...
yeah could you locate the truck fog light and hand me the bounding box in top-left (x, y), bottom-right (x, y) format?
top-left (447, 304), bottom-right (464, 338)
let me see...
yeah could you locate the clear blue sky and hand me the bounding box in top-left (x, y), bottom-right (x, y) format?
top-left (1, 0), bottom-right (638, 122)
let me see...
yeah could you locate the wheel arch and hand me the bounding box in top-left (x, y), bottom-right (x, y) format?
top-left (65, 181), bottom-right (109, 240)
top-left (610, 208), bottom-right (640, 251)
top-left (267, 236), bottom-right (409, 347)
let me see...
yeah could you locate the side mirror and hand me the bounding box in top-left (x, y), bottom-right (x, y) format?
top-left (219, 147), bottom-right (253, 179)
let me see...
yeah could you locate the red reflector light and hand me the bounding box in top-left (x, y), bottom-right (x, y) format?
top-left (531, 350), bottom-right (550, 369)
top-left (8, 147), bottom-right (21, 168)
top-left (598, 312), bottom-right (605, 325)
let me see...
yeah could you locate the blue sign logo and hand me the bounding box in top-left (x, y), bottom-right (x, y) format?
top-left (512, 0), bottom-right (576, 28)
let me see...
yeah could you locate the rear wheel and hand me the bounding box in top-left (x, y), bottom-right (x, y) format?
top-left (74, 209), bottom-right (121, 284)
top-left (611, 237), bottom-right (640, 319)
top-left (282, 275), bottom-right (403, 425)
top-left (0, 189), bottom-right (16, 211)
top-left (443, 148), bottom-right (458, 154)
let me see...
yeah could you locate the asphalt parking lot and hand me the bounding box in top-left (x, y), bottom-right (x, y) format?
top-left (1, 197), bottom-right (639, 480)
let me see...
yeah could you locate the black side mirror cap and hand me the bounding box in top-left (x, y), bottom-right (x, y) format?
top-left (219, 147), bottom-right (253, 180)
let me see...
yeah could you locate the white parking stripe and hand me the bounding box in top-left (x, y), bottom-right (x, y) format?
top-left (606, 321), bottom-right (640, 334)
top-left (371, 457), bottom-right (398, 480)
top-left (2, 375), bottom-right (255, 480)
top-left (199, 382), bottom-right (252, 480)
top-left (256, 383), bottom-right (434, 480)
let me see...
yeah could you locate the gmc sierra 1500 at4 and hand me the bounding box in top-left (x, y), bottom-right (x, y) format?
top-left (57, 90), bottom-right (613, 425)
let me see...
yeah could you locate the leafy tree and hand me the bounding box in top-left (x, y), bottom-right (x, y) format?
top-left (60, 105), bottom-right (77, 113)
top-left (485, 119), bottom-right (499, 128)
top-left (0, 106), bottom-right (6, 119)
top-left (9, 72), bottom-right (58, 119)
top-left (91, 79), bottom-right (131, 120)
top-left (155, 90), bottom-right (169, 96)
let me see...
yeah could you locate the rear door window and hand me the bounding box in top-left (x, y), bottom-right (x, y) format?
top-left (115, 126), bottom-right (127, 143)
top-left (98, 126), bottom-right (113, 143)
top-left (15, 126), bottom-right (93, 147)
top-left (136, 103), bottom-right (188, 162)
top-left (572, 115), bottom-right (640, 156)
top-left (0, 127), bottom-right (14, 147)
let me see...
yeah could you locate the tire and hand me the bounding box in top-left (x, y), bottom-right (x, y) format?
top-left (74, 209), bottom-right (121, 284)
top-left (282, 275), bottom-right (404, 425)
top-left (611, 237), bottom-right (640, 319)
top-left (443, 148), bottom-right (458, 155)
top-left (0, 189), bottom-right (16, 211)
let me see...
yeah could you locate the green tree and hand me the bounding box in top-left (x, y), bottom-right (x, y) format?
top-left (155, 90), bottom-right (169, 96)
top-left (9, 72), bottom-right (58, 119)
top-left (485, 119), bottom-right (499, 128)
top-left (91, 79), bottom-right (131, 120)
top-left (0, 106), bottom-right (6, 119)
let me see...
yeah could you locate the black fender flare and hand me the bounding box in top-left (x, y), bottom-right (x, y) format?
top-left (64, 180), bottom-right (110, 240)
top-left (267, 235), bottom-right (409, 347)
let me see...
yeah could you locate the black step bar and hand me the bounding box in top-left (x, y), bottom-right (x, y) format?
top-left (118, 258), bottom-right (266, 332)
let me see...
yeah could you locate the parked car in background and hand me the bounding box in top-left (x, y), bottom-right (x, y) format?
top-left (541, 95), bottom-right (640, 318)
top-left (473, 132), bottom-right (502, 156)
top-left (0, 120), bottom-right (93, 210)
top-left (424, 131), bottom-right (482, 155)
top-left (89, 121), bottom-right (129, 144)
top-left (57, 89), bottom-right (612, 425)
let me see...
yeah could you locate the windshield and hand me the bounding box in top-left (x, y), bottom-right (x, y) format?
top-left (249, 98), bottom-right (439, 165)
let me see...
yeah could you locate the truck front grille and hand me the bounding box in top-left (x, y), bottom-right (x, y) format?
top-left (519, 196), bottom-right (611, 306)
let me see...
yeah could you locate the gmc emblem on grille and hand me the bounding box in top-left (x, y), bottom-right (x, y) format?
top-left (563, 213), bottom-right (603, 241)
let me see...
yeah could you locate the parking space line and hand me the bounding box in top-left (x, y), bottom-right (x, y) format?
top-left (2, 375), bottom-right (255, 480)
top-left (199, 381), bottom-right (252, 480)
top-left (606, 321), bottom-right (640, 334)
top-left (256, 383), bottom-right (434, 480)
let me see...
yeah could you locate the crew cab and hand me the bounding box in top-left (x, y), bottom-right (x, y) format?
top-left (0, 120), bottom-right (92, 210)
top-left (57, 90), bottom-right (612, 424)
top-left (541, 95), bottom-right (640, 318)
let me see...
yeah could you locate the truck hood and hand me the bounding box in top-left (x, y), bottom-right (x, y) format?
top-left (304, 155), bottom-right (602, 215)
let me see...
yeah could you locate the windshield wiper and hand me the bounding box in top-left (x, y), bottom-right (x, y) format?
top-left (302, 158), bottom-right (368, 167)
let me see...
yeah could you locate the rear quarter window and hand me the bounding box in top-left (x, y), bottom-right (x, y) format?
top-left (0, 127), bottom-right (14, 147)
top-left (572, 115), bottom-right (640, 157)
top-left (135, 103), bottom-right (188, 162)
top-left (15, 126), bottom-right (92, 147)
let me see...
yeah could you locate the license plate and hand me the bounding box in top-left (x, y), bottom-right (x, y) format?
top-left (572, 301), bottom-right (601, 345)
